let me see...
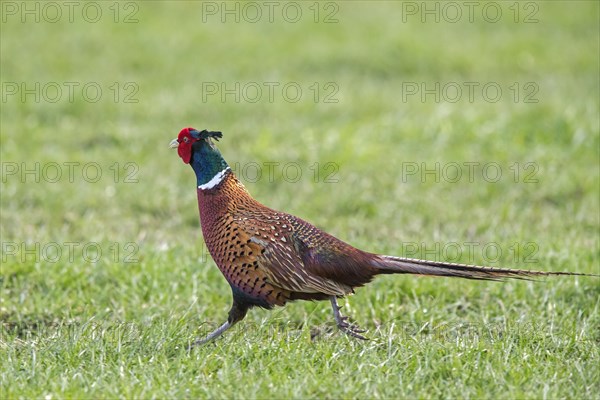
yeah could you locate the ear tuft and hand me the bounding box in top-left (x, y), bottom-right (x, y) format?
top-left (199, 130), bottom-right (223, 141)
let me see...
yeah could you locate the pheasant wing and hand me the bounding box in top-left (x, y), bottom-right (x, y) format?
top-left (236, 213), bottom-right (375, 297)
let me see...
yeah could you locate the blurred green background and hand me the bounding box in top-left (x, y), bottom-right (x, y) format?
top-left (1, 1), bottom-right (598, 398)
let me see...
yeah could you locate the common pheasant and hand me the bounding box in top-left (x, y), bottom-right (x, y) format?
top-left (170, 127), bottom-right (595, 345)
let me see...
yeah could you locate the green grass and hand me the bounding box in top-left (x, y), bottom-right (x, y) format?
top-left (1, 1), bottom-right (599, 398)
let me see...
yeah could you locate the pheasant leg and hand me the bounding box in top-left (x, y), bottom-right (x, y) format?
top-left (330, 296), bottom-right (368, 340)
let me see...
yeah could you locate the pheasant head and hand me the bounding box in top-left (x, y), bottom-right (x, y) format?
top-left (170, 127), bottom-right (229, 189)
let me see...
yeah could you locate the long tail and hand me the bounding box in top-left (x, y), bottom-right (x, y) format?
top-left (371, 255), bottom-right (596, 281)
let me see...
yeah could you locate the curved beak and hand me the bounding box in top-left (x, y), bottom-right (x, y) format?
top-left (169, 138), bottom-right (179, 148)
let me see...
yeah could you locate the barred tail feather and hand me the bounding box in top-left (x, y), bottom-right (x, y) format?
top-left (371, 255), bottom-right (594, 281)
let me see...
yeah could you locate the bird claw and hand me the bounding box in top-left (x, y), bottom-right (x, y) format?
top-left (337, 320), bottom-right (369, 340)
top-left (330, 296), bottom-right (369, 340)
top-left (338, 316), bottom-right (365, 331)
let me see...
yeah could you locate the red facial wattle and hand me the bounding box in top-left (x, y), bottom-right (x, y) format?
top-left (176, 127), bottom-right (199, 164)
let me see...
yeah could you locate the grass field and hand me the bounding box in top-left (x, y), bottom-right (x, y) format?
top-left (1, 1), bottom-right (599, 398)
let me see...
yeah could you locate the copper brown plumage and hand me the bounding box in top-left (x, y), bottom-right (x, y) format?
top-left (170, 127), bottom-right (597, 345)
